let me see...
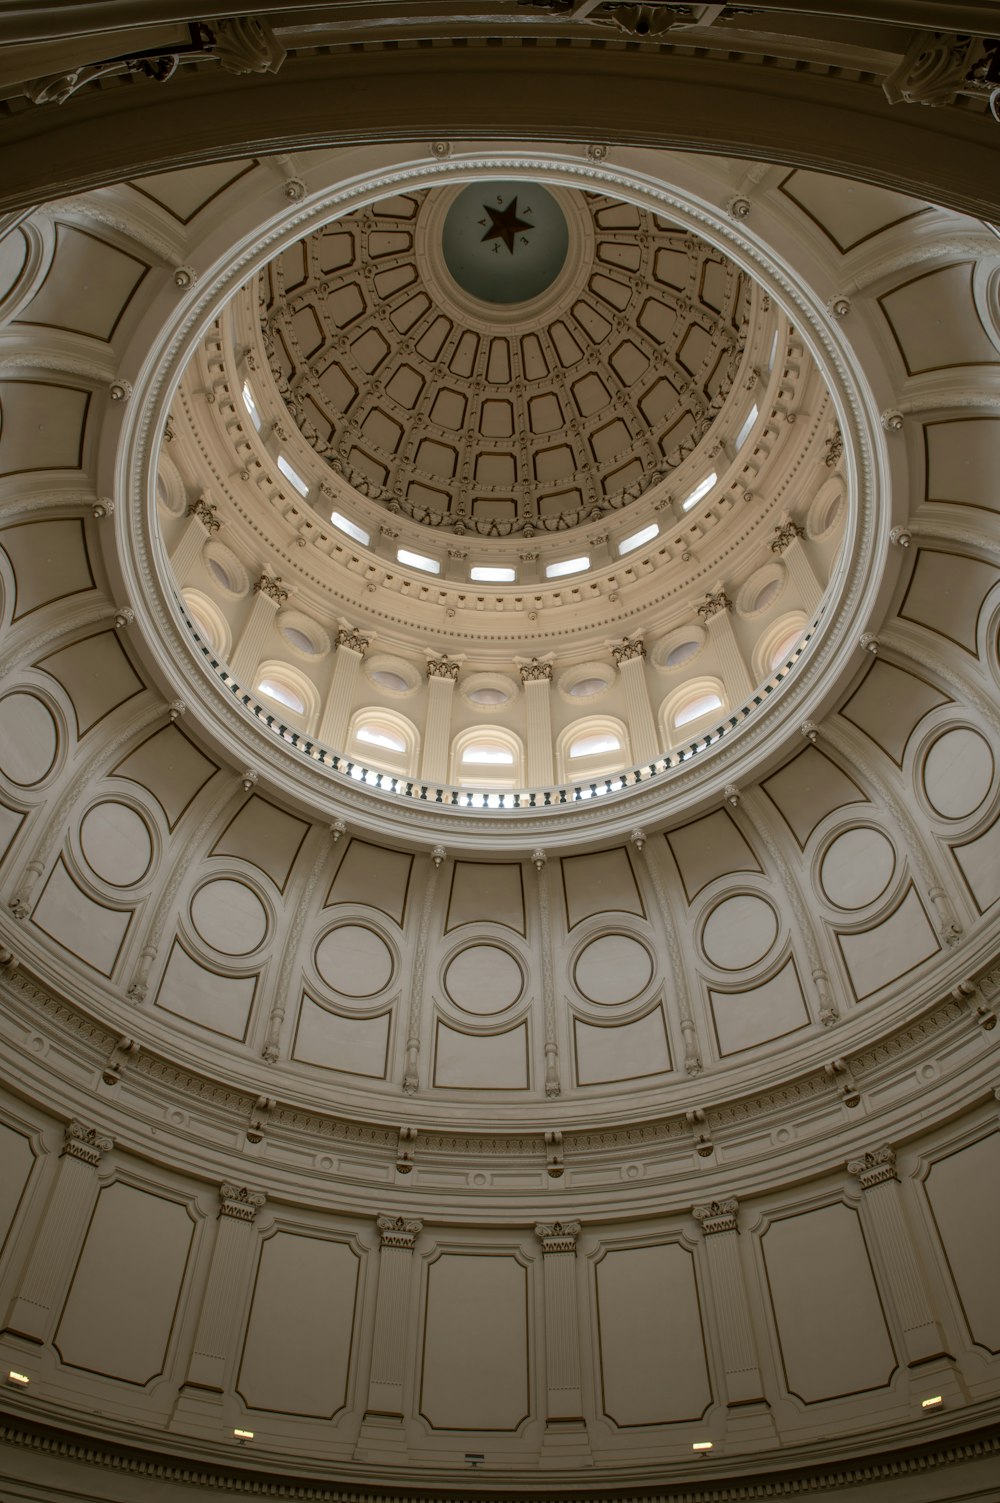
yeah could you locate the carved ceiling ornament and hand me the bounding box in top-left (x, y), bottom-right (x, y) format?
top-left (336, 626), bottom-right (370, 655)
top-left (219, 1182), bottom-right (267, 1221)
top-left (692, 1198), bottom-right (740, 1235)
top-left (426, 657), bottom-right (460, 681)
top-left (847, 1145), bottom-right (897, 1191)
top-left (377, 1214), bottom-right (423, 1249)
top-left (254, 573), bottom-right (289, 605)
top-left (611, 636), bottom-right (647, 666)
top-left (534, 1220), bottom-right (582, 1253)
top-left (62, 1120), bottom-right (113, 1167)
top-left (697, 588), bottom-right (732, 621)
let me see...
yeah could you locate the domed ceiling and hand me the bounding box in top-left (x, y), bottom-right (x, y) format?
top-left (262, 184), bottom-right (752, 535)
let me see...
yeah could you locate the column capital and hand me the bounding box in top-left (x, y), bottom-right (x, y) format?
top-left (519, 657), bottom-right (553, 684)
top-left (336, 625), bottom-right (370, 655)
top-left (254, 572), bottom-right (289, 605)
top-left (534, 1220), bottom-right (581, 1253)
top-left (698, 588), bottom-right (732, 622)
top-left (185, 496), bottom-right (220, 533)
top-left (611, 636), bottom-right (646, 667)
top-left (847, 1146), bottom-right (897, 1190)
top-left (770, 520), bottom-right (804, 554)
top-left (62, 1120), bottom-right (113, 1167)
top-left (426, 657), bottom-right (460, 681)
top-left (693, 1198), bottom-right (740, 1235)
top-left (377, 1214), bottom-right (422, 1249)
top-left (219, 1183), bottom-right (267, 1221)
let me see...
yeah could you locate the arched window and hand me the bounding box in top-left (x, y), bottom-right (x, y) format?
top-left (556, 717), bottom-right (630, 783)
top-left (662, 679), bottom-right (728, 747)
top-left (181, 588), bottom-right (232, 661)
top-left (254, 661), bottom-right (319, 731)
top-left (450, 727), bottom-right (524, 789)
top-left (753, 612), bottom-right (808, 682)
top-left (347, 707), bottom-right (419, 776)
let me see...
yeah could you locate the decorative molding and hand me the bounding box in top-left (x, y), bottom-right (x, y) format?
top-left (693, 1198), bottom-right (740, 1235)
top-left (519, 658), bottom-right (553, 683)
top-left (62, 1119), bottom-right (113, 1167)
top-left (187, 496), bottom-right (221, 533)
top-left (210, 15), bottom-right (287, 76)
top-left (335, 625), bottom-right (370, 655)
top-left (254, 572), bottom-right (289, 604)
top-left (611, 636), bottom-right (647, 666)
top-left (847, 1145), bottom-right (898, 1190)
top-left (426, 657), bottom-right (460, 681)
top-left (219, 1182), bottom-right (267, 1221)
top-left (377, 1214), bottom-right (422, 1249)
top-left (697, 589), bottom-right (731, 621)
top-left (534, 1220), bottom-right (581, 1253)
top-left (770, 520), bottom-right (804, 554)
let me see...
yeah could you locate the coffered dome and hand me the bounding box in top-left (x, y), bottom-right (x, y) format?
top-left (260, 184), bottom-right (754, 536)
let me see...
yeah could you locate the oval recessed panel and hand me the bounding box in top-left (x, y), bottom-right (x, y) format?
top-left (316, 924), bottom-right (394, 998)
top-left (444, 944), bottom-right (523, 1014)
top-left (923, 727), bottom-right (994, 820)
top-left (702, 894), bottom-right (778, 970)
top-left (820, 827), bottom-right (896, 911)
top-left (80, 801), bottom-right (152, 887)
top-left (0, 692), bottom-right (57, 785)
top-left (575, 933), bottom-right (653, 1005)
top-left (191, 878), bottom-right (268, 956)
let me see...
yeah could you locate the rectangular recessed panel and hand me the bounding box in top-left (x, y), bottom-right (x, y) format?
top-left (575, 1007), bottom-right (671, 1086)
top-left (666, 812), bottom-right (761, 903)
top-left (710, 959), bottom-right (809, 1056)
top-left (762, 1203), bottom-right (896, 1402)
top-left (952, 812), bottom-right (1000, 913)
top-left (1, 518), bottom-right (94, 621)
top-left (327, 839), bottom-right (412, 924)
top-left (446, 860), bottom-right (525, 934)
top-left (837, 884), bottom-right (939, 1000)
top-left (421, 1254), bottom-right (529, 1429)
top-left (762, 746), bottom-right (868, 847)
top-left (925, 1133), bottom-right (1000, 1353)
top-left (292, 996), bottom-right (391, 1078)
top-left (0, 1122), bottom-right (34, 1261)
top-left (433, 1021), bottom-right (528, 1090)
top-left (16, 224), bottom-right (147, 341)
top-left (239, 1232), bottom-right (359, 1416)
top-left (112, 724), bottom-right (217, 829)
top-left (55, 1183), bottom-right (193, 1385)
top-left (155, 941), bottom-right (256, 1039)
top-left (0, 381), bottom-right (90, 475)
top-left (924, 417), bottom-right (1000, 513)
top-left (562, 847), bottom-right (643, 927)
top-left (839, 659), bottom-right (950, 766)
top-left (31, 859), bottom-right (130, 976)
top-left (898, 548), bottom-right (998, 655)
top-left (596, 1243), bottom-right (710, 1425)
top-left (212, 796), bottom-right (309, 891)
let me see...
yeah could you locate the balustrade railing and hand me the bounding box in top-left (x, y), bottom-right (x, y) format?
top-left (178, 602), bottom-right (820, 814)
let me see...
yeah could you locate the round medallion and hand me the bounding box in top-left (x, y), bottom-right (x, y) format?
top-left (444, 944), bottom-right (523, 1014)
top-left (80, 802), bottom-right (152, 888)
top-left (820, 827), bottom-right (895, 910)
top-left (315, 923), bottom-right (394, 998)
top-left (923, 727), bottom-right (994, 820)
top-left (574, 933), bottom-right (653, 1005)
top-left (191, 878), bottom-right (268, 955)
top-left (0, 692), bottom-right (56, 785)
top-left (442, 181), bottom-right (569, 306)
top-left (702, 894), bottom-right (778, 970)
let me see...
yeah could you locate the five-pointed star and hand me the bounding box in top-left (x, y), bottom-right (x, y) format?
top-left (481, 197), bottom-right (533, 255)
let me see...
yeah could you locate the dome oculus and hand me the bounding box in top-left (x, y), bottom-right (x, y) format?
top-left (441, 181), bottom-right (569, 305)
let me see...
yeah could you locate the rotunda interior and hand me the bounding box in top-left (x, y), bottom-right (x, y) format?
top-left (0, 8), bottom-right (998, 1503)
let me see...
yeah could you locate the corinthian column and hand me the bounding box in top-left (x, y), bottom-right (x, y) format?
top-left (171, 1183), bottom-right (266, 1432)
top-left (3, 1121), bottom-right (112, 1344)
top-left (770, 520), bottom-right (821, 614)
top-left (847, 1148), bottom-right (956, 1379)
top-left (698, 589), bottom-right (752, 706)
top-left (228, 573), bottom-right (288, 686)
top-left (317, 625), bottom-right (368, 753)
top-left (692, 1199), bottom-right (768, 1409)
top-left (535, 1221), bottom-right (591, 1464)
top-left (519, 658), bottom-right (554, 787)
top-left (355, 1214), bottom-right (422, 1459)
top-left (171, 496), bottom-right (221, 587)
top-left (421, 657), bottom-right (459, 784)
top-left (611, 637), bottom-right (658, 765)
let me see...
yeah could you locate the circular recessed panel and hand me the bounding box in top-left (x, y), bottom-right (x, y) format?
top-left (442, 182), bottom-right (569, 306)
top-left (575, 933), bottom-right (653, 1005)
top-left (923, 727), bottom-right (994, 820)
top-left (191, 878), bottom-right (268, 955)
top-left (820, 827), bottom-right (896, 910)
top-left (315, 924), bottom-right (394, 998)
top-left (80, 802), bottom-right (151, 888)
top-left (702, 894), bottom-right (778, 970)
top-left (0, 692), bottom-right (57, 785)
top-left (444, 944), bottom-right (523, 1014)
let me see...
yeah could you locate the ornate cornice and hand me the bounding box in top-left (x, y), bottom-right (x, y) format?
top-left (186, 496), bottom-right (220, 534)
top-left (697, 589), bottom-right (732, 622)
top-left (377, 1214), bottom-right (423, 1249)
top-left (534, 1220), bottom-right (581, 1253)
top-left (847, 1145), bottom-right (897, 1191)
top-left (220, 1182), bottom-right (267, 1221)
top-left (519, 658), bottom-right (553, 684)
top-left (336, 626), bottom-right (369, 655)
top-left (62, 1119), bottom-right (113, 1167)
top-left (770, 520), bottom-right (804, 554)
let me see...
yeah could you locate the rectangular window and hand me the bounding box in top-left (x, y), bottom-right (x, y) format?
top-left (242, 381), bottom-right (262, 431)
top-left (735, 404), bottom-right (758, 449)
top-left (397, 547), bottom-right (441, 575)
top-left (618, 523), bottom-right (659, 556)
top-left (277, 454), bottom-right (309, 497)
top-left (470, 565), bottom-right (516, 583)
top-left (330, 510), bottom-right (371, 546)
top-left (545, 556), bottom-right (589, 580)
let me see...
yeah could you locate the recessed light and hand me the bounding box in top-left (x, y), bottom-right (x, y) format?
top-left (7, 1370), bottom-right (29, 1386)
top-left (921, 1395), bottom-right (944, 1411)
top-left (233, 1428), bottom-right (254, 1440)
top-left (692, 1439), bottom-right (713, 1451)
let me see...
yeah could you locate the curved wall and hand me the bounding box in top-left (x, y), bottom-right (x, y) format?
top-left (0, 131), bottom-right (998, 1502)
